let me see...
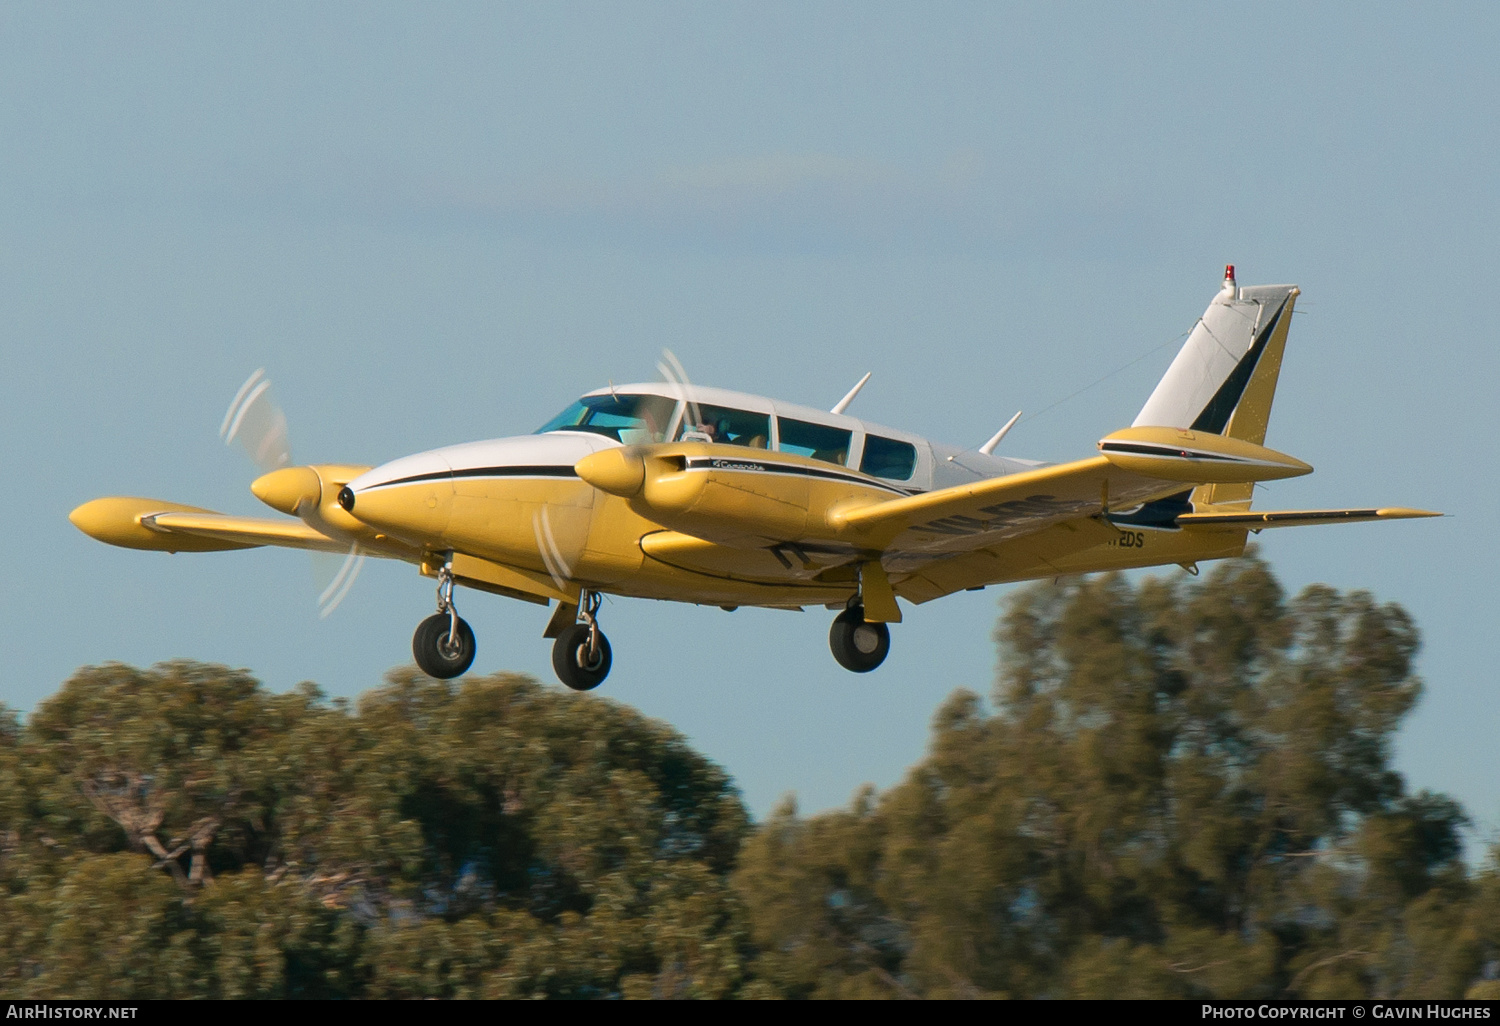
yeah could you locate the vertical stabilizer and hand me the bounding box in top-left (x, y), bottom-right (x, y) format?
top-left (1134, 268), bottom-right (1300, 508)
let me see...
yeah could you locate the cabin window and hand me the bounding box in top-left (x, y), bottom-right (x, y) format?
top-left (860, 434), bottom-right (917, 480)
top-left (535, 394), bottom-right (677, 443)
top-left (779, 418), bottom-right (852, 465)
top-left (675, 404), bottom-right (770, 448)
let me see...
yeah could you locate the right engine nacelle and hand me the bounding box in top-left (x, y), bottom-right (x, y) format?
top-left (576, 443), bottom-right (820, 546)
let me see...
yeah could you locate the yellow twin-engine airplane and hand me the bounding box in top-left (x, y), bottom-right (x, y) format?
top-left (72, 268), bottom-right (1438, 690)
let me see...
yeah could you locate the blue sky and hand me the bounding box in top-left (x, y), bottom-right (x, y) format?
top-left (3, 2), bottom-right (1496, 837)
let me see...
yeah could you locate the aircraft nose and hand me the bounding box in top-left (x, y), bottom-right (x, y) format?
top-left (341, 452), bottom-right (455, 541)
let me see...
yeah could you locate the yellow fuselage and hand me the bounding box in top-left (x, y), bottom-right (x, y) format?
top-left (339, 432), bottom-right (1247, 612)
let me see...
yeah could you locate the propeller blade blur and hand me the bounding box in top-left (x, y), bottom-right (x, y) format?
top-left (532, 506), bottom-right (574, 592)
top-left (313, 544), bottom-right (366, 618)
top-left (222, 369), bottom-right (364, 618)
top-left (220, 368), bottom-right (291, 473)
top-left (657, 348), bottom-right (701, 432)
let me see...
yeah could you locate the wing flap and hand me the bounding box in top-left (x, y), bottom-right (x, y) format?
top-left (1177, 507), bottom-right (1441, 530)
top-left (895, 518), bottom-right (1120, 602)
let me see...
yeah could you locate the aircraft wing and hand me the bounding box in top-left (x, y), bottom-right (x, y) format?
top-left (831, 455), bottom-right (1180, 559)
top-left (142, 511), bottom-right (353, 553)
top-left (889, 517), bottom-right (1124, 603)
top-left (69, 496), bottom-right (417, 557)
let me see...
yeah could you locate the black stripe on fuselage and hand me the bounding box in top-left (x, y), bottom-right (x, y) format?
top-left (682, 456), bottom-right (917, 495)
top-left (364, 458), bottom-right (917, 496)
top-left (1190, 299), bottom-right (1288, 434)
top-left (361, 465), bottom-right (580, 490)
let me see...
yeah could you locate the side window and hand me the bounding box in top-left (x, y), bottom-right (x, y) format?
top-left (676, 404), bottom-right (770, 448)
top-left (779, 418), bottom-right (853, 466)
top-left (860, 434), bottom-right (917, 480)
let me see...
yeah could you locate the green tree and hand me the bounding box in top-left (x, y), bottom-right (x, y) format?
top-left (0, 663), bottom-right (748, 998)
top-left (733, 789), bottom-right (908, 998)
top-left (736, 552), bottom-right (1496, 999)
top-left (3, 552), bottom-right (1494, 1000)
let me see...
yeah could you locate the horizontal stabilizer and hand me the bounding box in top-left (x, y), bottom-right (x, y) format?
top-left (1178, 507), bottom-right (1441, 530)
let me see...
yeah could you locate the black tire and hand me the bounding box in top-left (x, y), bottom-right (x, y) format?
top-left (829, 606), bottom-right (890, 673)
top-left (552, 622), bottom-right (612, 691)
top-left (412, 613), bottom-right (476, 679)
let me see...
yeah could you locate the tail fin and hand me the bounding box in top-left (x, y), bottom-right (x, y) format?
top-left (1134, 267), bottom-right (1300, 507)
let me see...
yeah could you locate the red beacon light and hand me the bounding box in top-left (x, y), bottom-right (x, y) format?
top-left (1218, 263), bottom-right (1238, 301)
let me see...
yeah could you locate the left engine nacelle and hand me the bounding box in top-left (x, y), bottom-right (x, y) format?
top-left (252, 463), bottom-right (374, 537)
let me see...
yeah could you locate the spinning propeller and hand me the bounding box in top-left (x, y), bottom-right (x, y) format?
top-left (529, 349), bottom-right (701, 594)
top-left (657, 348), bottom-right (702, 434)
top-left (220, 369), bottom-right (366, 617)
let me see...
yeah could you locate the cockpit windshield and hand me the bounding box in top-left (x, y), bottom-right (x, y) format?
top-left (535, 393), bottom-right (678, 444)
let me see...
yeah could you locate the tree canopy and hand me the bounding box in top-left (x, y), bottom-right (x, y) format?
top-left (1, 665), bottom-right (748, 998)
top-left (735, 555), bottom-right (1500, 999)
top-left (2, 553), bottom-right (1496, 998)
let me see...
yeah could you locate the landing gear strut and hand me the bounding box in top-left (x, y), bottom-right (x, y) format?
top-left (552, 589), bottom-right (612, 691)
top-left (829, 603), bottom-right (890, 673)
top-left (413, 561), bottom-right (476, 679)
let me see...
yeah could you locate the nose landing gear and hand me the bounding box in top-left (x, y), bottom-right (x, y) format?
top-left (829, 604), bottom-right (890, 673)
top-left (413, 562), bottom-right (476, 679)
top-left (552, 589), bottom-right (612, 691)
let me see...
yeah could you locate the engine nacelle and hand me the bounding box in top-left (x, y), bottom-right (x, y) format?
top-left (252, 463), bottom-right (374, 536)
top-left (576, 443), bottom-right (817, 545)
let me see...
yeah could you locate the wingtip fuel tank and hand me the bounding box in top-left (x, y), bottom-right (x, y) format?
top-left (1098, 427), bottom-right (1312, 483)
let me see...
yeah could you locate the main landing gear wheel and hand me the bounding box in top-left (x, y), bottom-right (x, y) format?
top-left (412, 559), bottom-right (476, 679)
top-left (829, 605), bottom-right (890, 673)
top-left (552, 589), bottom-right (611, 691)
top-left (413, 612), bottom-right (476, 679)
top-left (552, 622), bottom-right (612, 691)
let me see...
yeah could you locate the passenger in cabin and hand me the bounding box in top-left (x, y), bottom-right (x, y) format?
top-left (779, 418), bottom-right (852, 466)
top-left (679, 405), bottom-right (770, 448)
